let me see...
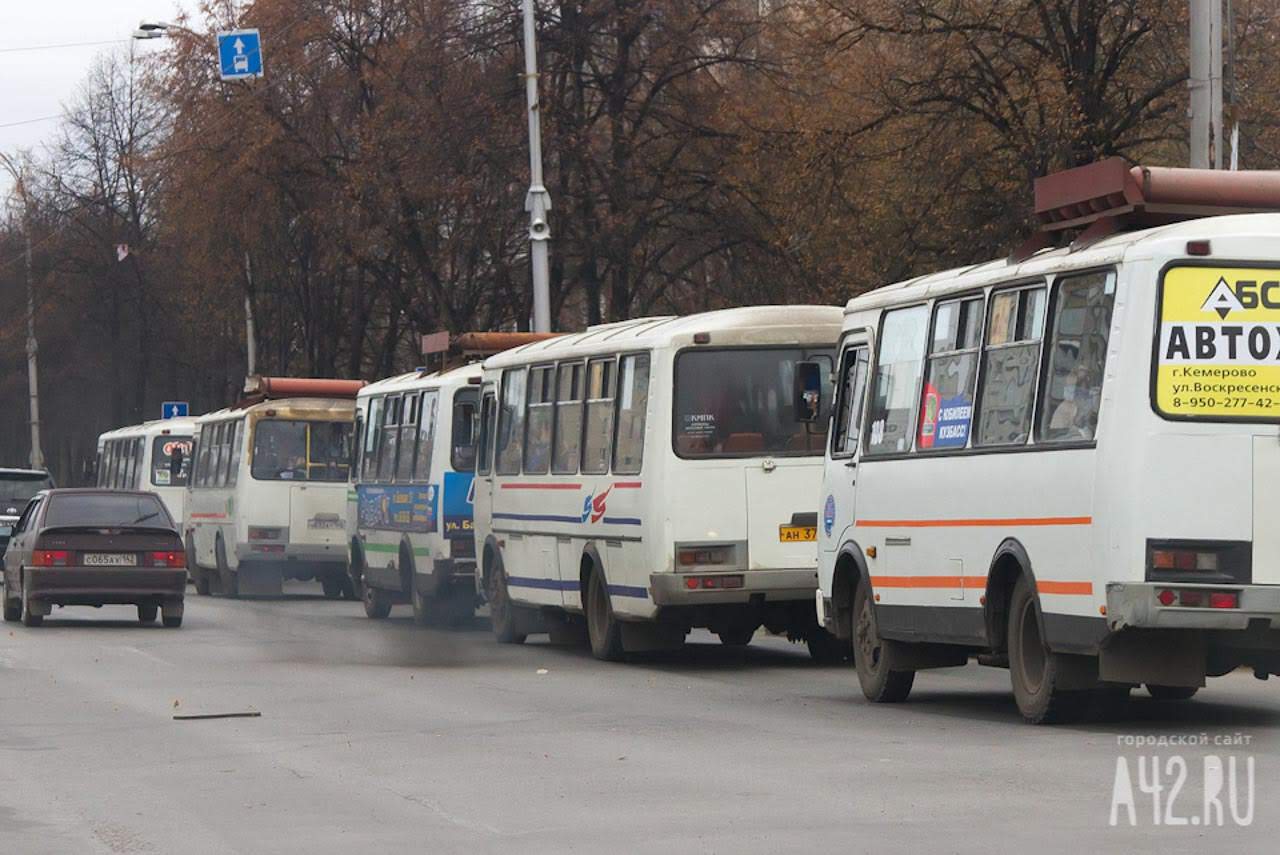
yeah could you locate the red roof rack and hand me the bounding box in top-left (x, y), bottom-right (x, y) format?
top-left (1013, 157), bottom-right (1280, 260)
top-left (239, 376), bottom-right (366, 407)
top-left (420, 330), bottom-right (563, 371)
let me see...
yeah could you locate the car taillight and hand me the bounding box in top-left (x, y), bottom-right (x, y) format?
top-left (32, 549), bottom-right (70, 567)
top-left (149, 551), bottom-right (186, 568)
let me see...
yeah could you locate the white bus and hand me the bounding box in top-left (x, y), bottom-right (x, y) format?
top-left (347, 363), bottom-right (483, 624)
top-left (473, 306), bottom-right (846, 661)
top-left (815, 161), bottom-right (1280, 722)
top-left (185, 377), bottom-right (363, 598)
top-left (96, 419), bottom-right (196, 524)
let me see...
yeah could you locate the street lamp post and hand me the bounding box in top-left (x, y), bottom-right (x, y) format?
top-left (521, 0), bottom-right (553, 333)
top-left (1, 154), bottom-right (45, 471)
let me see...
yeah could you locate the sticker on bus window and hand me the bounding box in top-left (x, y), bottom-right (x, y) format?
top-left (1156, 266), bottom-right (1280, 420)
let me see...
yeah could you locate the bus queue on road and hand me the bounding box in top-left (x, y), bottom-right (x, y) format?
top-left (70, 159), bottom-right (1280, 724)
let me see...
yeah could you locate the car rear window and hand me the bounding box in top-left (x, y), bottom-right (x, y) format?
top-left (0, 472), bottom-right (54, 505)
top-left (43, 493), bottom-right (172, 529)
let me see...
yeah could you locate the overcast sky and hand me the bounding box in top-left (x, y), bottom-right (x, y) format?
top-left (1, 0), bottom-right (201, 190)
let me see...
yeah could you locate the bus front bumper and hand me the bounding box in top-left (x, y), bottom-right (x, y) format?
top-left (650, 569), bottom-right (817, 606)
top-left (1107, 582), bottom-right (1280, 632)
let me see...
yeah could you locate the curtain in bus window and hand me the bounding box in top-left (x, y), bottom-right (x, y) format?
top-left (918, 297), bottom-right (983, 450)
top-left (1040, 271), bottom-right (1116, 442)
top-left (496, 369), bottom-right (528, 475)
top-left (377, 396), bottom-right (401, 482)
top-left (451, 390), bottom-right (479, 473)
top-left (867, 305), bottom-right (929, 455)
top-left (524, 367), bottom-right (554, 474)
top-left (415, 391), bottom-right (439, 482)
top-left (613, 354), bottom-right (649, 475)
top-left (832, 347), bottom-right (869, 456)
top-left (397, 394), bottom-right (421, 483)
top-left (977, 287), bottom-right (1046, 446)
top-left (552, 363), bottom-right (584, 474)
top-left (582, 359), bottom-right (616, 474)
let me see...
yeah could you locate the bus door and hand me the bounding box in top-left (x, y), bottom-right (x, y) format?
top-left (821, 336), bottom-right (871, 558)
top-left (473, 384), bottom-right (498, 575)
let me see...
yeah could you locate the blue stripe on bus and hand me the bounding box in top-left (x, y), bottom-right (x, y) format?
top-left (601, 517), bottom-right (642, 526)
top-left (493, 512), bottom-right (584, 524)
top-left (506, 577), bottom-right (649, 600)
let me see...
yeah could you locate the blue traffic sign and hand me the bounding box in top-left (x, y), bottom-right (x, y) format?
top-left (162, 401), bottom-right (190, 420)
top-left (217, 29), bottom-right (263, 81)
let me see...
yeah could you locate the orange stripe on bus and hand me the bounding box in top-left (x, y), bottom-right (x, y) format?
top-left (857, 516), bottom-right (1092, 528)
top-left (1036, 580), bottom-right (1094, 596)
top-left (870, 575), bottom-right (1092, 595)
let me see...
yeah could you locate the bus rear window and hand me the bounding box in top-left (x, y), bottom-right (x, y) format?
top-left (251, 420), bottom-right (354, 482)
top-left (151, 436), bottom-right (193, 487)
top-left (674, 347), bottom-right (834, 458)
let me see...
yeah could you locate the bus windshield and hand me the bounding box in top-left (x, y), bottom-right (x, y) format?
top-left (674, 347), bottom-right (835, 457)
top-left (251, 420), bottom-right (354, 482)
top-left (151, 436), bottom-right (193, 487)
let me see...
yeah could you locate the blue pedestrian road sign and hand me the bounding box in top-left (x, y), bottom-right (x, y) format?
top-left (217, 29), bottom-right (263, 81)
top-left (162, 401), bottom-right (190, 420)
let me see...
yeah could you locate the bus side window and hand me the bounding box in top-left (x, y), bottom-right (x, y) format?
top-left (378, 395), bottom-right (402, 483)
top-left (362, 397), bottom-right (382, 482)
top-left (228, 421), bottom-right (243, 486)
top-left (552, 363), bottom-right (583, 475)
top-left (524, 366), bottom-right (554, 475)
top-left (831, 345), bottom-right (869, 457)
top-left (976, 285), bottom-right (1046, 446)
top-left (397, 393), bottom-right (421, 483)
top-left (477, 391), bottom-right (496, 476)
top-left (613, 354), bottom-right (649, 475)
top-left (451, 392), bottom-right (478, 473)
top-left (582, 359), bottom-right (616, 475)
top-left (415, 391), bottom-right (439, 482)
top-left (917, 296), bottom-right (983, 451)
top-left (496, 368), bottom-right (528, 476)
top-left (196, 431), bottom-right (212, 488)
top-left (1039, 271), bottom-right (1116, 443)
top-left (865, 305), bottom-right (929, 455)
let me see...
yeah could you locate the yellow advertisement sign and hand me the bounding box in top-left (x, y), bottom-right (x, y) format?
top-left (1157, 266), bottom-right (1280, 419)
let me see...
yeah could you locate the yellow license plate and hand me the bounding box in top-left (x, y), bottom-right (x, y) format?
top-left (779, 525), bottom-right (817, 542)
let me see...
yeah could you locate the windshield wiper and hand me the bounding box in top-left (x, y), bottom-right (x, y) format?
top-left (130, 512), bottom-right (161, 525)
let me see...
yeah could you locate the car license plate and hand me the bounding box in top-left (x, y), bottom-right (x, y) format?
top-left (83, 553), bottom-right (138, 567)
top-left (779, 525), bottom-right (817, 543)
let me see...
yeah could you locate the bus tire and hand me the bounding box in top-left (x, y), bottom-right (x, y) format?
top-left (1008, 575), bottom-right (1081, 724)
top-left (585, 568), bottom-right (624, 662)
top-left (487, 560), bottom-right (527, 645)
top-left (216, 538), bottom-right (238, 599)
top-left (852, 583), bottom-right (913, 703)
top-left (347, 542), bottom-right (366, 602)
top-left (187, 535), bottom-right (210, 596)
top-left (362, 582), bottom-right (392, 619)
top-left (1146, 684), bottom-right (1199, 701)
top-left (320, 574), bottom-right (343, 600)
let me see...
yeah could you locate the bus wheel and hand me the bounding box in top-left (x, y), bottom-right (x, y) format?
top-left (1146, 684), bottom-right (1199, 701)
top-left (216, 539), bottom-right (238, 599)
top-left (585, 569), bottom-right (625, 662)
top-left (363, 583), bottom-right (392, 619)
top-left (1008, 576), bottom-right (1080, 724)
top-left (187, 536), bottom-right (210, 596)
top-left (487, 564), bottom-right (527, 644)
top-left (852, 584), bottom-right (913, 702)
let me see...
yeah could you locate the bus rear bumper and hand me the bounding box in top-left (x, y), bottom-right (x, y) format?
top-left (650, 569), bottom-right (817, 606)
top-left (235, 542), bottom-right (347, 564)
top-left (1106, 582), bottom-right (1280, 632)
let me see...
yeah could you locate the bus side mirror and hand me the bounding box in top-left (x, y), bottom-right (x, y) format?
top-left (794, 361), bottom-right (823, 423)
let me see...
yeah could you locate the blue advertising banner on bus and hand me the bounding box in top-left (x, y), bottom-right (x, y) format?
top-left (442, 471), bottom-right (474, 540)
top-left (357, 484), bottom-right (438, 533)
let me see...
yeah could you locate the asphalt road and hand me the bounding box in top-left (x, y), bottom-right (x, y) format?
top-left (1, 586), bottom-right (1276, 854)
